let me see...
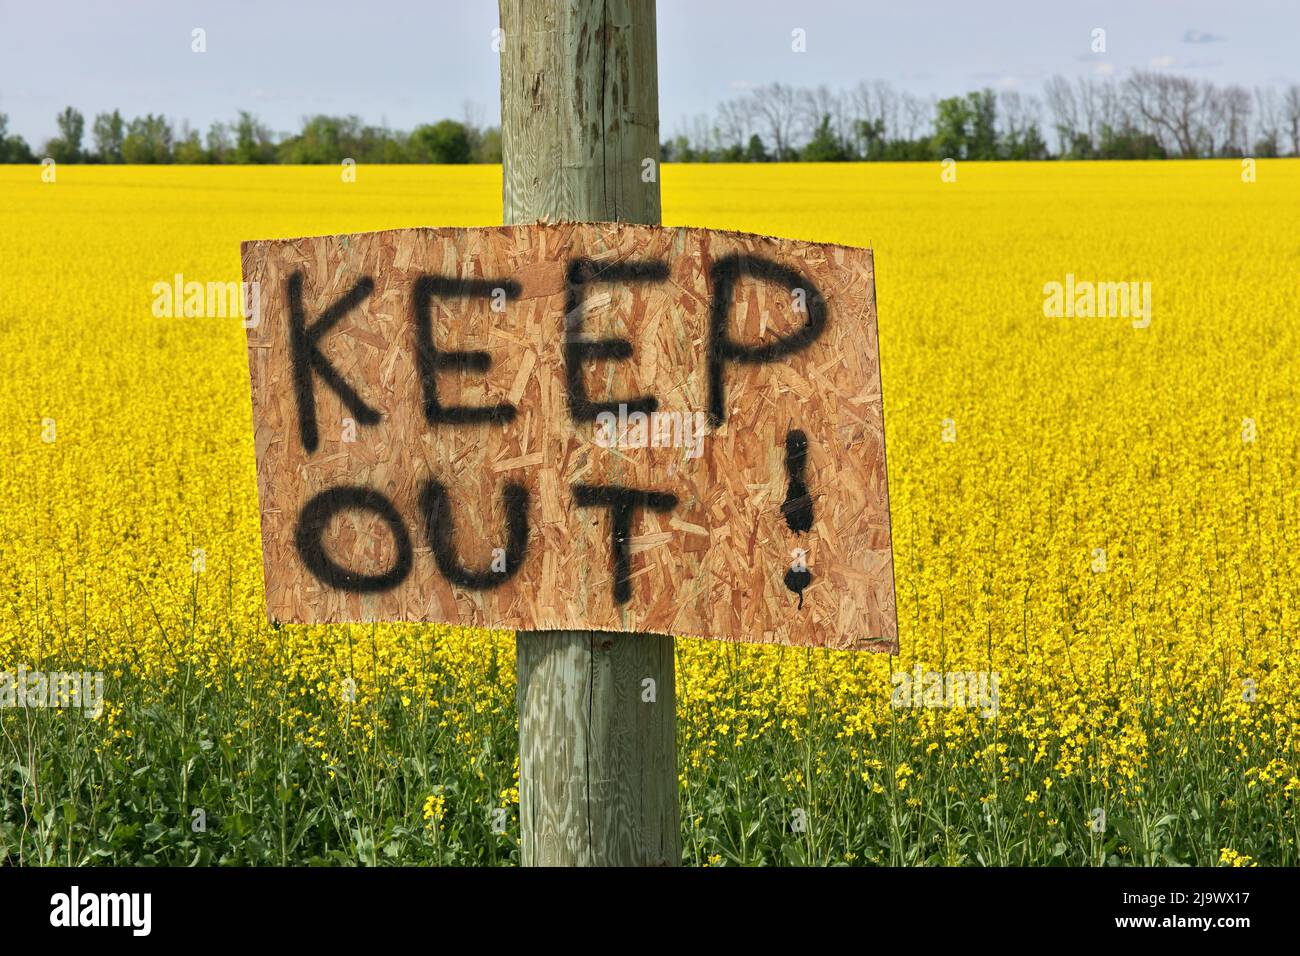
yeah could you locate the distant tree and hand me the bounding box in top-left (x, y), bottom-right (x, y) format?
top-left (1252, 88), bottom-right (1282, 158)
top-left (234, 112), bottom-right (275, 163)
top-left (45, 106), bottom-right (85, 162)
top-left (883, 137), bottom-right (934, 161)
top-left (802, 114), bottom-right (849, 161)
top-left (852, 118), bottom-right (885, 160)
top-left (1252, 132), bottom-right (1281, 158)
top-left (11, 71), bottom-right (1299, 166)
top-left (849, 80), bottom-right (897, 156)
top-left (1214, 85), bottom-right (1252, 156)
top-left (59, 108), bottom-right (85, 152)
top-left (899, 92), bottom-right (934, 142)
top-left (1021, 122), bottom-right (1050, 160)
top-left (278, 114), bottom-right (354, 163)
top-left (475, 126), bottom-right (502, 163)
top-left (0, 113), bottom-right (35, 163)
top-left (1125, 71), bottom-right (1204, 157)
top-left (121, 114), bottom-right (173, 163)
top-left (173, 126), bottom-right (207, 164)
top-left (669, 134), bottom-right (695, 162)
top-left (206, 122), bottom-right (232, 163)
top-left (1096, 124), bottom-right (1166, 159)
top-left (92, 110), bottom-right (125, 162)
top-left (965, 90), bottom-right (998, 159)
top-left (1059, 131), bottom-right (1095, 159)
top-left (1283, 85), bottom-right (1300, 156)
top-left (800, 85), bottom-right (851, 159)
top-left (716, 99), bottom-right (753, 158)
top-left (373, 132), bottom-right (411, 164)
top-left (751, 83), bottom-right (799, 160)
top-left (410, 120), bottom-right (471, 163)
top-left (1044, 75), bottom-right (1107, 157)
top-left (997, 92), bottom-right (1048, 160)
top-left (932, 95), bottom-right (972, 160)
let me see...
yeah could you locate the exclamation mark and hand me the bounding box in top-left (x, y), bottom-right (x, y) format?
top-left (781, 428), bottom-right (813, 606)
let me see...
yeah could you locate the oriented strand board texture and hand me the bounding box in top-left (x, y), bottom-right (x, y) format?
top-left (242, 223), bottom-right (896, 651)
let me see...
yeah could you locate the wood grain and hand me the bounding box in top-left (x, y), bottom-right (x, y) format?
top-left (500, 0), bottom-right (677, 870)
top-left (500, 0), bottom-right (661, 225)
top-left (516, 629), bottom-right (677, 865)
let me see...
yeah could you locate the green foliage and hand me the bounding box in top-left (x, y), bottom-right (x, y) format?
top-left (1058, 131), bottom-right (1096, 160)
top-left (173, 130), bottom-right (207, 165)
top-left (0, 635), bottom-right (522, 866)
top-left (880, 137), bottom-right (935, 161)
top-left (2, 76), bottom-right (1280, 165)
top-left (46, 107), bottom-right (85, 163)
top-left (965, 89), bottom-right (998, 160)
top-left (854, 118), bottom-right (886, 161)
top-left (410, 120), bottom-right (472, 164)
top-left (0, 106), bottom-right (501, 165)
top-left (3, 645), bottom-right (1293, 866)
top-left (0, 113), bottom-right (35, 163)
top-left (1096, 124), bottom-right (1167, 160)
top-left (932, 95), bottom-right (972, 161)
top-left (234, 112), bottom-right (276, 164)
top-left (278, 114), bottom-right (372, 164)
top-left (1003, 122), bottom-right (1050, 161)
top-left (475, 127), bottom-right (502, 164)
top-left (802, 114), bottom-right (850, 162)
top-left (121, 114), bottom-right (172, 164)
top-left (92, 111), bottom-right (125, 163)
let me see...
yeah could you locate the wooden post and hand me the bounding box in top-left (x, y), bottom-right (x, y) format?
top-left (499, 0), bottom-right (679, 866)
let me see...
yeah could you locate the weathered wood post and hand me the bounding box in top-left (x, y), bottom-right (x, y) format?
top-left (499, 0), bottom-right (679, 866)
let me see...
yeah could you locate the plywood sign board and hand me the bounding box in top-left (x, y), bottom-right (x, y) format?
top-left (242, 223), bottom-right (897, 652)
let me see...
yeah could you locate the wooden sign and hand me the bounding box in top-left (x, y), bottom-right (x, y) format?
top-left (242, 223), bottom-right (896, 651)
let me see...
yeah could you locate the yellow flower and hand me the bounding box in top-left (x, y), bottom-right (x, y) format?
top-left (422, 793), bottom-right (446, 823)
top-left (1218, 848), bottom-right (1257, 868)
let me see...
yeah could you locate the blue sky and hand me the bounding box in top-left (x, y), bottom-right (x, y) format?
top-left (1, 0), bottom-right (1295, 145)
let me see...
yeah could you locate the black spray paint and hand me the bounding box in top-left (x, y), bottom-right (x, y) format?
top-left (420, 480), bottom-right (529, 589)
top-left (707, 255), bottom-right (828, 428)
top-left (573, 484), bottom-right (678, 604)
top-left (564, 258), bottom-right (668, 422)
top-left (781, 429), bottom-right (814, 607)
top-left (289, 272), bottom-right (380, 454)
top-left (288, 254), bottom-right (832, 610)
top-left (781, 429), bottom-right (813, 533)
top-left (413, 275), bottom-right (521, 425)
top-left (295, 485), bottom-right (413, 592)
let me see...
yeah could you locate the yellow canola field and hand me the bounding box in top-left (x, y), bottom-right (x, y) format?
top-left (1, 161), bottom-right (1298, 864)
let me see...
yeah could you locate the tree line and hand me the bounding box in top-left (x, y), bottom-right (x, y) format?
top-left (3, 70), bottom-right (1298, 165)
top-left (0, 109), bottom-right (500, 164)
top-left (666, 72), bottom-right (1300, 162)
